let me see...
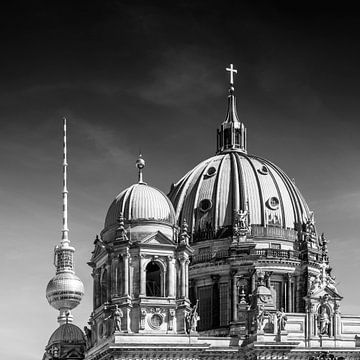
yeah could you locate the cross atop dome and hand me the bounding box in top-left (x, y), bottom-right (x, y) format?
top-left (226, 63), bottom-right (237, 86)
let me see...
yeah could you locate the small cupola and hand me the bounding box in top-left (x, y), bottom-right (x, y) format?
top-left (217, 64), bottom-right (247, 153)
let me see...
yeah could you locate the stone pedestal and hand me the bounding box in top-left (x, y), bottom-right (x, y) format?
top-left (278, 330), bottom-right (288, 342)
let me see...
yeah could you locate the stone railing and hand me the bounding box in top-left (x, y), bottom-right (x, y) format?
top-left (191, 248), bottom-right (299, 265)
top-left (251, 225), bottom-right (297, 241)
top-left (250, 248), bottom-right (299, 260)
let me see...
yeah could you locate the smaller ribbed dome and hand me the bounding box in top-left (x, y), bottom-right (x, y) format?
top-left (104, 183), bottom-right (176, 229)
top-left (46, 272), bottom-right (84, 311)
top-left (48, 323), bottom-right (85, 346)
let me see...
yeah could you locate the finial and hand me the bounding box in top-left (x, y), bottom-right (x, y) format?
top-left (62, 117), bottom-right (69, 245)
top-left (180, 218), bottom-right (190, 245)
top-left (117, 212), bottom-right (125, 230)
top-left (136, 154), bottom-right (146, 184)
top-left (226, 63), bottom-right (237, 91)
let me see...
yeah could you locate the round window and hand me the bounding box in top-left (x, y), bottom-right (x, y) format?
top-left (150, 314), bottom-right (163, 328)
top-left (199, 199), bottom-right (212, 212)
top-left (266, 197), bottom-right (279, 210)
top-left (206, 166), bottom-right (217, 177)
top-left (258, 165), bottom-right (269, 175)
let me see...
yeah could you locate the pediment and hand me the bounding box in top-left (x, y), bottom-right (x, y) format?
top-left (140, 231), bottom-right (175, 246)
top-left (90, 241), bottom-right (104, 261)
top-left (308, 285), bottom-right (342, 301)
top-left (62, 347), bottom-right (85, 359)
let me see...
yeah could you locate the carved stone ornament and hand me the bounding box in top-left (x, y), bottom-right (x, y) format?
top-left (140, 308), bottom-right (147, 330)
top-left (233, 209), bottom-right (250, 236)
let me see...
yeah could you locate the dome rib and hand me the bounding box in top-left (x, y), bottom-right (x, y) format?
top-left (234, 151), bottom-right (247, 210)
top-left (243, 154), bottom-right (266, 226)
top-left (214, 154), bottom-right (227, 231)
top-left (230, 153), bottom-right (240, 215)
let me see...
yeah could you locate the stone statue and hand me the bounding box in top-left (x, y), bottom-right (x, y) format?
top-left (84, 326), bottom-right (92, 347)
top-left (186, 300), bottom-right (200, 334)
top-left (105, 304), bottom-right (123, 333)
top-left (256, 305), bottom-right (266, 332)
top-left (233, 209), bottom-right (250, 237)
top-left (309, 274), bottom-right (322, 294)
top-left (276, 308), bottom-right (287, 333)
top-left (318, 306), bottom-right (330, 336)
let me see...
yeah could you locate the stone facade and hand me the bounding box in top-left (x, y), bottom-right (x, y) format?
top-left (45, 69), bottom-right (360, 360)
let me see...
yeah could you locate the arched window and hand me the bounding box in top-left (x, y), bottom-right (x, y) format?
top-left (146, 262), bottom-right (162, 297)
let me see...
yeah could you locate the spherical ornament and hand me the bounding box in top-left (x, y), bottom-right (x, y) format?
top-left (136, 155), bottom-right (145, 169)
top-left (46, 272), bottom-right (84, 311)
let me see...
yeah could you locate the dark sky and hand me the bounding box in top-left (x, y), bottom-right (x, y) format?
top-left (1, 2), bottom-right (360, 359)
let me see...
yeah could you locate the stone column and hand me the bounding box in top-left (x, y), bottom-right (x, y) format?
top-left (180, 258), bottom-right (186, 298)
top-left (251, 271), bottom-right (256, 292)
top-left (287, 273), bottom-right (292, 312)
top-left (106, 263), bottom-right (111, 300)
top-left (168, 256), bottom-right (175, 297)
top-left (185, 259), bottom-right (190, 299)
top-left (93, 269), bottom-right (100, 309)
top-left (139, 254), bottom-right (146, 296)
top-left (232, 271), bottom-right (238, 322)
top-left (212, 275), bottom-right (220, 328)
top-left (111, 256), bottom-right (119, 296)
top-left (123, 252), bottom-right (129, 297)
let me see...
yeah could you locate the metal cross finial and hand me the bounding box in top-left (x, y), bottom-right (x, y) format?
top-left (226, 64), bottom-right (237, 85)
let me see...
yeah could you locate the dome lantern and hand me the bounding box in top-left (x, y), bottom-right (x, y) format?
top-left (217, 64), bottom-right (247, 154)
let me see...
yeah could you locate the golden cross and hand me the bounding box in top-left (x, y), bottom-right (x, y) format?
top-left (226, 64), bottom-right (237, 85)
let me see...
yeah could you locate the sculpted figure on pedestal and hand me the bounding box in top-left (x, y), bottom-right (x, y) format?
top-left (186, 300), bottom-right (200, 334)
top-left (276, 307), bottom-right (287, 333)
top-left (105, 305), bottom-right (123, 333)
top-left (318, 306), bottom-right (330, 336)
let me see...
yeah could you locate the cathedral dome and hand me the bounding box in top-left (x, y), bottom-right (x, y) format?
top-left (168, 151), bottom-right (310, 241)
top-left (104, 183), bottom-right (176, 229)
top-left (47, 323), bottom-right (85, 346)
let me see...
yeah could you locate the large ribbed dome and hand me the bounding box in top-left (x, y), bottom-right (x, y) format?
top-left (168, 151), bottom-right (310, 240)
top-left (104, 183), bottom-right (176, 229)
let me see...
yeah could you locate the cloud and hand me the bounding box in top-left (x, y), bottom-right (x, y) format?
top-left (136, 48), bottom-right (223, 106)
